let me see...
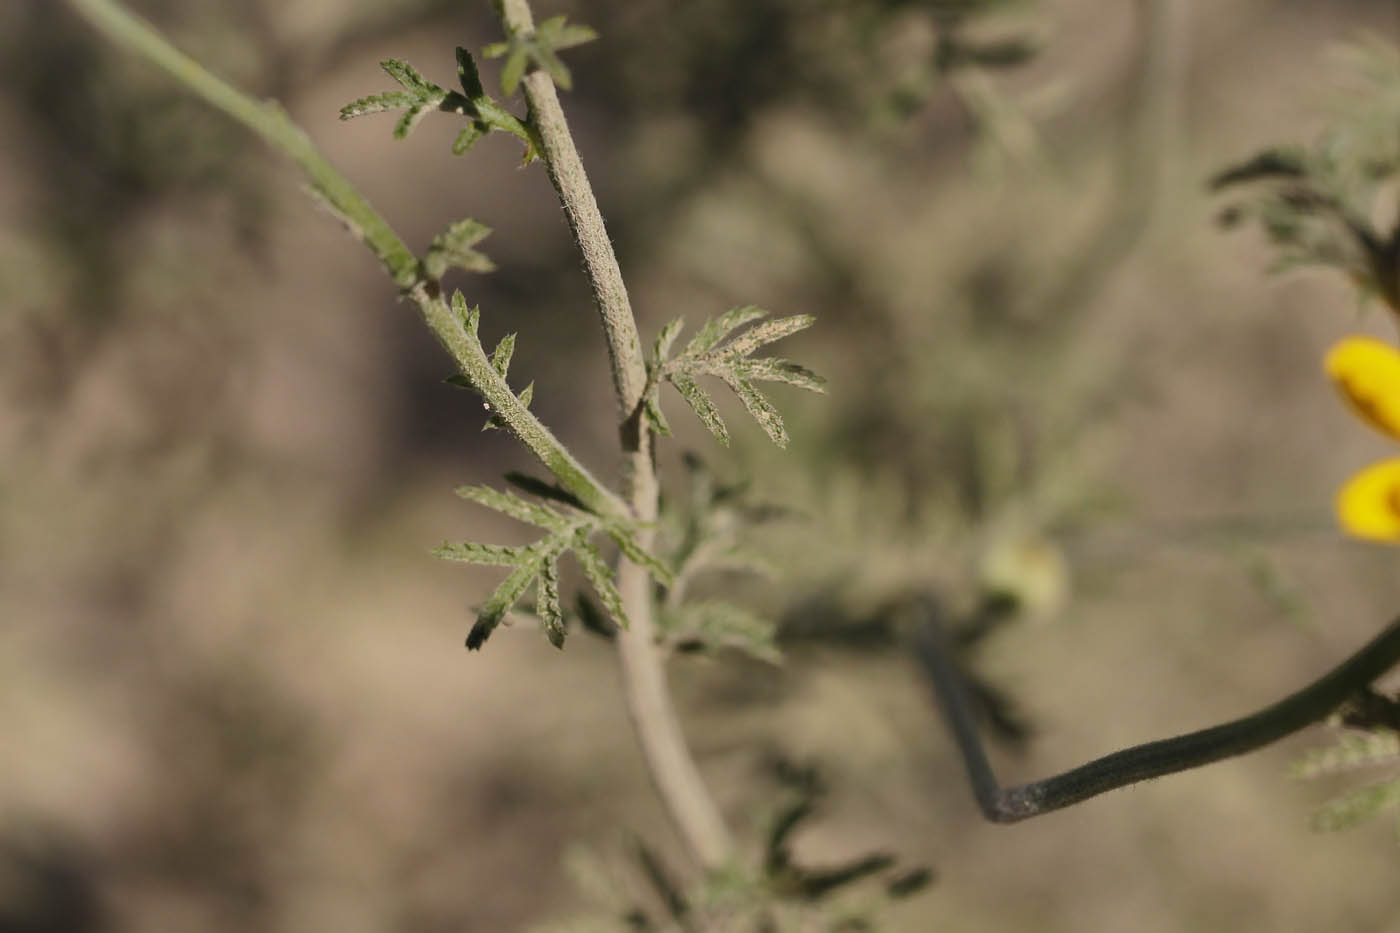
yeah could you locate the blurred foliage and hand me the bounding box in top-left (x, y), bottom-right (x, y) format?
top-left (1213, 37), bottom-right (1400, 313)
top-left (533, 759), bottom-right (931, 932)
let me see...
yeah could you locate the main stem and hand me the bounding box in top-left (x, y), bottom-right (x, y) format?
top-left (494, 0), bottom-right (732, 870)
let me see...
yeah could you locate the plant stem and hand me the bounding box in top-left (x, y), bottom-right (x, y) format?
top-left (66, 0), bottom-right (629, 522)
top-left (915, 597), bottom-right (1400, 823)
top-left (494, 0), bottom-right (734, 870)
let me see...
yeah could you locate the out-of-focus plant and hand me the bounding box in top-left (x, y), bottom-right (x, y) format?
top-left (66, 0), bottom-right (938, 925)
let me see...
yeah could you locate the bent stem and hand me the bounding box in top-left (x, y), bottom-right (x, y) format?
top-left (915, 597), bottom-right (1400, 823)
top-left (493, 0), bottom-right (733, 870)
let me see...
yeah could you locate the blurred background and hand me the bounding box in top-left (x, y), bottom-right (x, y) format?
top-left (4, 0), bottom-right (1400, 929)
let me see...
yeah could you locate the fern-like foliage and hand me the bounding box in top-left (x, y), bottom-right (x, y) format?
top-left (424, 217), bottom-right (495, 280)
top-left (339, 47), bottom-right (540, 163)
top-left (652, 453), bottom-right (794, 662)
top-left (645, 306), bottom-right (825, 448)
top-left (483, 14), bottom-right (598, 94)
top-left (1212, 37), bottom-right (1400, 312)
top-left (435, 482), bottom-right (672, 650)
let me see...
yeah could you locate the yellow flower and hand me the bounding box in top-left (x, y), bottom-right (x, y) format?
top-left (1325, 336), bottom-right (1400, 543)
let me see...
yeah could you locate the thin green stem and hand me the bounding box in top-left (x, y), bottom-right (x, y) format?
top-left (914, 597), bottom-right (1400, 823)
top-left (494, 0), bottom-right (734, 870)
top-left (67, 0), bottom-right (628, 522)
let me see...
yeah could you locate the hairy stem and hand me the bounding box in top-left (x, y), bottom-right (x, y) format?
top-left (493, 0), bottom-right (733, 869)
top-left (67, 0), bottom-right (629, 522)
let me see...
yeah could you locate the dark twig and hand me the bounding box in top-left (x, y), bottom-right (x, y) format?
top-left (913, 597), bottom-right (1400, 823)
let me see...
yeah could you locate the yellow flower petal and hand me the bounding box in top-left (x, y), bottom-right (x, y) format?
top-left (1336, 458), bottom-right (1400, 543)
top-left (1325, 336), bottom-right (1400, 442)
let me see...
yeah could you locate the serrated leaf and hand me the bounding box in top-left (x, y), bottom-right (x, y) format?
top-left (452, 123), bottom-right (487, 155)
top-left (450, 290), bottom-right (480, 335)
top-left (721, 314), bottom-right (815, 358)
top-left (500, 48), bottom-right (529, 96)
top-left (669, 371), bottom-right (728, 446)
top-left (724, 376), bottom-right (788, 447)
top-left (487, 17), bottom-right (597, 95)
top-left (393, 102), bottom-right (432, 139)
top-left (643, 393), bottom-right (672, 437)
top-left (490, 333), bottom-right (517, 377)
top-left (455, 484), bottom-right (565, 530)
top-left (455, 46), bottom-right (486, 99)
top-left (653, 317), bottom-right (686, 364)
top-left (425, 218), bottom-right (495, 279)
top-left (685, 306), bottom-right (768, 356)
top-left (467, 559), bottom-right (538, 649)
top-left (538, 17), bottom-right (598, 51)
top-left (537, 557), bottom-right (565, 648)
top-left (381, 59), bottom-right (437, 94)
top-left (433, 541), bottom-right (521, 565)
top-left (731, 357), bottom-right (827, 392)
top-left (339, 91), bottom-right (415, 119)
top-left (605, 526), bottom-right (674, 588)
top-left (573, 536), bottom-right (628, 629)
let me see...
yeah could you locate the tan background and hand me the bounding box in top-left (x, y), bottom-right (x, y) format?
top-left (4, 0), bottom-right (1400, 929)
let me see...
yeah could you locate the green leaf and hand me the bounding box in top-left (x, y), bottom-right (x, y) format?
top-left (499, 47), bottom-right (529, 96)
top-left (433, 541), bottom-right (521, 565)
top-left (605, 525), bottom-right (675, 588)
top-left (393, 102), bottom-right (433, 140)
top-left (341, 50), bottom-right (537, 162)
top-left (643, 392), bottom-right (672, 437)
top-left (467, 559), bottom-right (538, 650)
top-left (573, 536), bottom-right (628, 629)
top-left (381, 59), bottom-right (437, 94)
top-left (731, 357), bottom-right (826, 392)
top-left (425, 218), bottom-right (495, 279)
top-left (653, 317), bottom-right (686, 365)
top-left (669, 371), bottom-right (728, 446)
top-left (684, 305), bottom-right (767, 356)
top-left (455, 46), bottom-right (486, 99)
top-left (490, 333), bottom-right (517, 378)
top-left (451, 123), bottom-right (487, 155)
top-left (720, 314), bottom-right (815, 358)
top-left (724, 376), bottom-right (788, 447)
top-left (484, 16), bottom-right (598, 95)
top-left (339, 91), bottom-right (415, 119)
top-left (537, 557), bottom-right (565, 648)
top-left (450, 290), bottom-right (480, 335)
top-left (455, 484), bottom-right (566, 530)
